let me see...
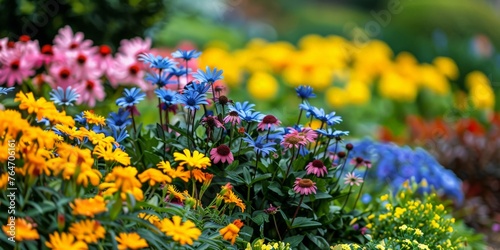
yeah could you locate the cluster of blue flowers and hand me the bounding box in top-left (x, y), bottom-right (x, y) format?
top-left (349, 139), bottom-right (464, 204)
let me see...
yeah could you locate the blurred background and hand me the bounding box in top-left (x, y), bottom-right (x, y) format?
top-left (1, 0), bottom-right (500, 247)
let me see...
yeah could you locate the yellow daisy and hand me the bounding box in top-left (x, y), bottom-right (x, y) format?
top-left (138, 168), bottom-right (172, 186)
top-left (45, 232), bottom-right (88, 250)
top-left (2, 218), bottom-right (39, 241)
top-left (70, 196), bottom-right (108, 217)
top-left (83, 110), bottom-right (106, 126)
top-left (173, 149), bottom-right (211, 169)
top-left (158, 216), bottom-right (201, 245)
top-left (69, 220), bottom-right (106, 244)
top-left (115, 232), bottom-right (148, 250)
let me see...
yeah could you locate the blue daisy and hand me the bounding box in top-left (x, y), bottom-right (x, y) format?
top-left (49, 86), bottom-right (80, 106)
top-left (138, 53), bottom-right (176, 70)
top-left (193, 66), bottom-right (223, 84)
top-left (107, 108), bottom-right (132, 130)
top-left (295, 85), bottom-right (316, 100)
top-left (243, 136), bottom-right (277, 157)
top-left (116, 87), bottom-right (146, 107)
top-left (177, 90), bottom-right (209, 110)
top-left (0, 87), bottom-right (15, 96)
top-left (154, 89), bottom-right (178, 106)
top-left (171, 49), bottom-right (202, 61)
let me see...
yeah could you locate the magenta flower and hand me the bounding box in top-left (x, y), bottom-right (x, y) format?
top-left (344, 172), bottom-right (363, 186)
top-left (281, 133), bottom-right (307, 149)
top-left (48, 63), bottom-right (77, 88)
top-left (74, 79), bottom-right (105, 107)
top-left (118, 37), bottom-right (152, 58)
top-left (298, 127), bottom-right (318, 144)
top-left (305, 160), bottom-right (328, 177)
top-left (210, 145), bottom-right (234, 164)
top-left (0, 50), bottom-right (35, 87)
top-left (293, 178), bottom-right (317, 195)
top-left (114, 53), bottom-right (149, 90)
top-left (223, 111), bottom-right (241, 125)
top-left (53, 25), bottom-right (93, 56)
top-left (257, 114), bottom-right (281, 131)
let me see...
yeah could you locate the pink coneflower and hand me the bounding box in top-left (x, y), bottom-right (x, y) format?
top-left (53, 25), bottom-right (93, 56)
top-left (210, 145), bottom-right (234, 164)
top-left (201, 115), bottom-right (224, 129)
top-left (281, 133), bottom-right (307, 149)
top-left (299, 127), bottom-right (318, 144)
top-left (257, 115), bottom-right (281, 131)
top-left (74, 79), bottom-right (105, 107)
top-left (344, 172), bottom-right (363, 186)
top-left (264, 204), bottom-right (280, 215)
top-left (118, 37), bottom-right (152, 58)
top-left (114, 53), bottom-right (149, 90)
top-left (0, 50), bottom-right (35, 87)
top-left (95, 45), bottom-right (118, 85)
top-left (223, 111), bottom-right (241, 125)
top-left (71, 49), bottom-right (101, 80)
top-left (48, 63), bottom-right (77, 88)
top-left (305, 160), bottom-right (328, 177)
top-left (293, 178), bottom-right (317, 195)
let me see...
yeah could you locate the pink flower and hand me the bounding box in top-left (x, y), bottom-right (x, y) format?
top-left (305, 160), bottom-right (328, 177)
top-left (281, 133), bottom-right (307, 149)
top-left (118, 37), bottom-right (152, 58)
top-left (0, 49), bottom-right (35, 87)
top-left (293, 178), bottom-right (317, 195)
top-left (298, 127), bottom-right (317, 144)
top-left (114, 53), bottom-right (150, 90)
top-left (210, 145), bottom-right (234, 164)
top-left (53, 25), bottom-right (93, 57)
top-left (48, 62), bottom-right (77, 88)
top-left (223, 111), bottom-right (241, 125)
top-left (344, 172), bottom-right (363, 186)
top-left (257, 114), bottom-right (281, 131)
top-left (74, 79), bottom-right (105, 107)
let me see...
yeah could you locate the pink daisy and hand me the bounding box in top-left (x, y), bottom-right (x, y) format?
top-left (281, 133), bottom-right (307, 149)
top-left (305, 160), bottom-right (328, 177)
top-left (344, 172), bottom-right (363, 186)
top-left (0, 50), bottom-right (35, 87)
top-left (71, 49), bottom-right (101, 80)
top-left (223, 111), bottom-right (241, 125)
top-left (118, 37), bottom-right (152, 58)
top-left (298, 127), bottom-right (318, 144)
top-left (257, 114), bottom-right (281, 131)
top-left (74, 78), bottom-right (105, 107)
top-left (113, 53), bottom-right (150, 90)
top-left (293, 178), bottom-right (317, 195)
top-left (201, 115), bottom-right (224, 129)
top-left (48, 62), bottom-right (78, 89)
top-left (210, 145), bottom-right (234, 164)
top-left (53, 25), bottom-right (93, 57)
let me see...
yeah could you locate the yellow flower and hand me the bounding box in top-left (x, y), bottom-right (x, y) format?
top-left (0, 173), bottom-right (9, 190)
top-left (93, 143), bottom-right (130, 166)
top-left (158, 216), bottom-right (201, 245)
top-left (220, 219), bottom-right (244, 245)
top-left (247, 71), bottom-right (279, 100)
top-left (166, 185), bottom-right (187, 203)
top-left (138, 213), bottom-right (161, 227)
top-left (433, 57), bottom-right (459, 80)
top-left (2, 218), bottom-right (39, 241)
top-left (223, 189), bottom-right (246, 212)
top-left (83, 110), bottom-right (106, 126)
top-left (70, 196), bottom-right (108, 217)
top-left (45, 232), bottom-right (88, 250)
top-left (138, 168), bottom-right (172, 186)
top-left (174, 149), bottom-right (211, 169)
top-left (69, 220), bottom-right (106, 244)
top-left (104, 166), bottom-right (142, 192)
top-left (99, 182), bottom-right (144, 201)
top-left (55, 124), bottom-right (83, 141)
top-left (15, 92), bottom-right (55, 121)
top-left (115, 232), bottom-right (149, 250)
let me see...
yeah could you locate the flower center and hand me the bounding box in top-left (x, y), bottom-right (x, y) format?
top-left (41, 44), bottom-right (53, 55)
top-left (298, 178), bottom-right (314, 188)
top-left (86, 80), bottom-right (95, 90)
top-left (126, 96), bottom-right (135, 103)
top-left (186, 98), bottom-right (196, 106)
top-left (218, 95), bottom-right (228, 105)
top-left (129, 64), bottom-right (140, 75)
top-left (311, 160), bottom-right (324, 168)
top-left (229, 111), bottom-right (238, 117)
top-left (99, 45), bottom-right (111, 56)
top-left (7, 41), bottom-right (15, 48)
top-left (19, 35), bottom-right (30, 42)
top-left (262, 115), bottom-right (278, 124)
top-left (10, 60), bottom-right (20, 70)
top-left (77, 54), bottom-right (87, 65)
top-left (69, 42), bottom-right (79, 49)
top-left (216, 145), bottom-right (231, 156)
top-left (59, 68), bottom-right (71, 79)
top-left (355, 157), bottom-right (364, 164)
top-left (285, 136), bottom-right (301, 145)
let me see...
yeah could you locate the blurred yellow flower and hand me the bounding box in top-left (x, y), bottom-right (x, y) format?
top-left (433, 57), bottom-right (459, 80)
top-left (2, 218), bottom-right (39, 242)
top-left (104, 166), bottom-right (142, 192)
top-left (115, 232), bottom-right (148, 250)
top-left (45, 232), bottom-right (88, 250)
top-left (247, 71), bottom-right (279, 100)
top-left (158, 216), bottom-right (201, 245)
top-left (466, 71), bottom-right (495, 110)
top-left (138, 168), bottom-right (172, 186)
top-left (70, 196), bottom-right (107, 217)
top-left (69, 220), bottom-right (106, 244)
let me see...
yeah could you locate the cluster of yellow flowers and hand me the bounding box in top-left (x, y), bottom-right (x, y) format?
top-left (366, 181), bottom-right (463, 250)
top-left (200, 35), bottom-right (495, 110)
top-left (247, 239), bottom-right (291, 250)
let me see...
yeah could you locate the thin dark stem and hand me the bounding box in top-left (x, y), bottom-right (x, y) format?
top-left (191, 109), bottom-right (197, 149)
top-left (158, 98), bottom-right (164, 129)
top-left (296, 109), bottom-right (303, 126)
top-left (341, 185), bottom-right (353, 211)
top-left (229, 123), bottom-right (235, 148)
top-left (253, 153), bottom-right (261, 179)
top-left (211, 82), bottom-right (218, 115)
top-left (290, 195), bottom-right (304, 227)
top-left (177, 77), bottom-right (181, 91)
top-left (312, 121), bottom-right (325, 155)
top-left (333, 151), bottom-right (350, 187)
top-left (284, 147), bottom-right (297, 180)
top-left (185, 60), bottom-right (189, 86)
top-left (266, 127), bottom-right (271, 142)
top-left (322, 137), bottom-right (332, 162)
top-left (273, 215), bottom-right (282, 241)
top-left (353, 168), bottom-right (369, 210)
top-left (131, 110), bottom-right (137, 135)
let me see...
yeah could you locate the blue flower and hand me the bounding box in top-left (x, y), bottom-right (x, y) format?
top-left (177, 91), bottom-right (208, 110)
top-left (312, 107), bottom-right (342, 125)
top-left (0, 87), bottom-right (15, 96)
top-left (138, 53), bottom-right (176, 70)
top-left (49, 86), bottom-right (80, 106)
top-left (238, 110), bottom-right (264, 123)
top-left (171, 49), bottom-right (201, 61)
top-left (169, 66), bottom-right (190, 78)
top-left (230, 101), bottom-right (255, 113)
top-left (112, 128), bottom-right (129, 144)
top-left (243, 136), bottom-right (277, 157)
top-left (145, 71), bottom-right (175, 87)
top-left (74, 112), bottom-right (87, 126)
top-left (116, 88), bottom-right (146, 107)
top-left (193, 66), bottom-right (223, 84)
top-left (107, 108), bottom-right (132, 130)
top-left (316, 128), bottom-right (349, 139)
top-left (185, 82), bottom-right (211, 95)
top-left (155, 89), bottom-right (178, 106)
top-left (295, 86), bottom-right (316, 100)
top-left (299, 102), bottom-right (316, 118)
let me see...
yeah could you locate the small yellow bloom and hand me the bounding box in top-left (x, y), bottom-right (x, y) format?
top-left (158, 216), bottom-right (201, 245)
top-left (2, 218), bottom-right (39, 242)
top-left (220, 219), bottom-right (244, 245)
top-left (174, 149), bottom-right (211, 169)
top-left (83, 110), bottom-right (106, 126)
top-left (247, 71), bottom-right (279, 100)
top-left (138, 168), bottom-right (172, 186)
top-left (115, 232), bottom-right (148, 250)
top-left (69, 220), bottom-right (106, 244)
top-left (45, 232), bottom-right (88, 250)
top-left (71, 196), bottom-right (108, 217)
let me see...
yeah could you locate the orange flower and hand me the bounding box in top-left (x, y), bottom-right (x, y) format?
top-left (219, 219), bottom-right (244, 245)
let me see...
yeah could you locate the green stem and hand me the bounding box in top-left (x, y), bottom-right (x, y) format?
top-left (290, 195), bottom-right (304, 227)
top-left (352, 168), bottom-right (369, 210)
top-left (341, 185), bottom-right (353, 211)
top-left (273, 215), bottom-right (282, 241)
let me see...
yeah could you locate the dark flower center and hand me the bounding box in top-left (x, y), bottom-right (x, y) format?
top-left (311, 160), bottom-right (324, 168)
top-left (216, 145), bottom-right (231, 156)
top-left (59, 68), bottom-right (71, 79)
top-left (125, 96), bottom-right (135, 103)
top-left (229, 111), bottom-right (238, 117)
top-left (69, 42), bottom-right (79, 49)
top-left (298, 178), bottom-right (314, 188)
top-left (262, 115), bottom-right (278, 124)
top-left (186, 98), bottom-right (196, 106)
top-left (218, 95), bottom-right (228, 105)
top-left (355, 157), bottom-right (364, 164)
top-left (99, 45), bottom-right (111, 56)
top-left (86, 80), bottom-right (95, 90)
top-left (129, 64), bottom-right (140, 75)
top-left (7, 41), bottom-right (15, 48)
top-left (19, 35), bottom-right (30, 42)
top-left (285, 136), bottom-right (301, 145)
top-left (10, 60), bottom-right (20, 70)
top-left (337, 151), bottom-right (346, 158)
top-left (205, 116), bottom-right (217, 127)
top-left (41, 44), bottom-right (53, 55)
top-left (77, 54), bottom-right (87, 65)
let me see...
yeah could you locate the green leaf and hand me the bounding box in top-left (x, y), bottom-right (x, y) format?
top-left (268, 182), bottom-right (284, 196)
top-left (242, 167), bottom-right (252, 185)
top-left (251, 212), bottom-right (269, 226)
top-left (251, 173), bottom-right (272, 185)
top-left (109, 199), bottom-right (123, 220)
top-left (306, 233), bottom-right (330, 249)
top-left (284, 235), bottom-right (304, 248)
top-left (147, 195), bottom-right (159, 207)
top-left (290, 217), bottom-right (322, 229)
